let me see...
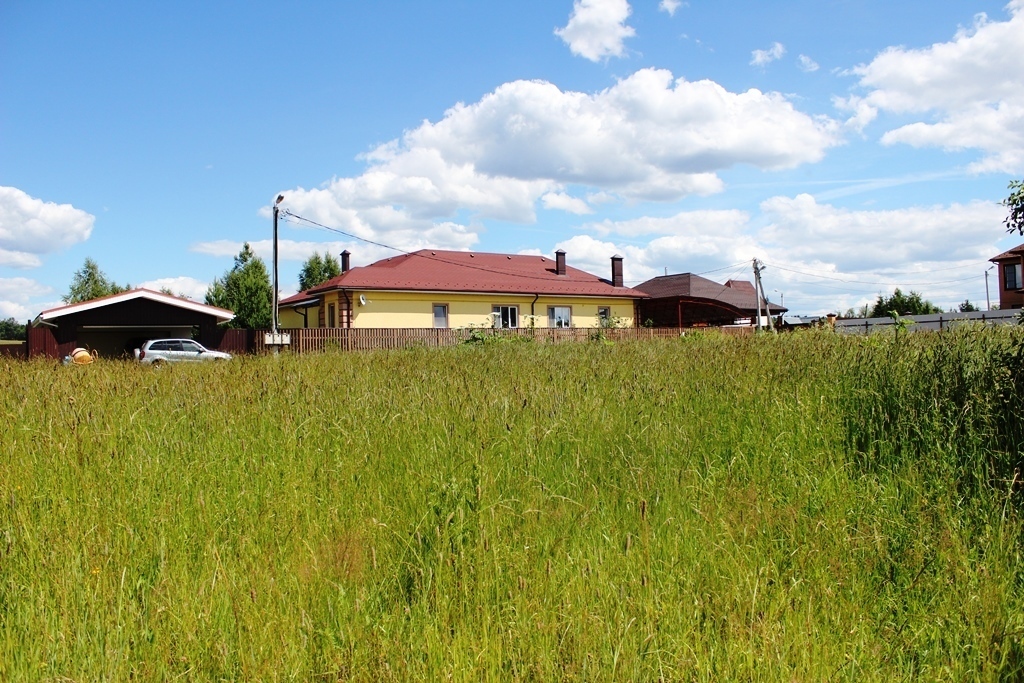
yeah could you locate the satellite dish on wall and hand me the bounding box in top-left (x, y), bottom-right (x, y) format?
top-left (358, 294), bottom-right (367, 306)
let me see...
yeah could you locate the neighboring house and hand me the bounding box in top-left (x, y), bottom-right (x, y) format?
top-left (991, 243), bottom-right (1024, 309)
top-left (279, 249), bottom-right (645, 329)
top-left (30, 289), bottom-right (234, 358)
top-left (633, 273), bottom-right (786, 328)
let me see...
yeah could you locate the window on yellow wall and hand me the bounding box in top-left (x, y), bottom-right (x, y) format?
top-left (548, 306), bottom-right (571, 328)
top-left (492, 305), bottom-right (518, 328)
top-left (433, 304), bottom-right (448, 328)
top-left (327, 303), bottom-right (336, 328)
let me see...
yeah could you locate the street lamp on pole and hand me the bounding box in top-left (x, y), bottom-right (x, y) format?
top-left (272, 194), bottom-right (283, 335)
top-left (773, 288), bottom-right (784, 308)
top-left (985, 266), bottom-right (993, 311)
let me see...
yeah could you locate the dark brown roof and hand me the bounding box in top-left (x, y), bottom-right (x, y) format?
top-left (634, 273), bottom-right (786, 313)
top-left (991, 243), bottom-right (1024, 262)
top-left (294, 250), bottom-right (647, 299)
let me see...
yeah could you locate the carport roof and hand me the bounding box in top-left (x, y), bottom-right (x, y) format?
top-left (33, 289), bottom-right (234, 326)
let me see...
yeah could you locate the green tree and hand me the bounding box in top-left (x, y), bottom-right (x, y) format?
top-left (0, 317), bottom-right (26, 340)
top-left (869, 288), bottom-right (941, 318)
top-left (62, 258), bottom-right (130, 303)
top-left (205, 243), bottom-right (272, 329)
top-left (958, 299), bottom-right (979, 312)
top-left (1004, 179), bottom-right (1024, 235)
top-left (297, 251), bottom-right (342, 291)
top-left (841, 304), bottom-right (872, 319)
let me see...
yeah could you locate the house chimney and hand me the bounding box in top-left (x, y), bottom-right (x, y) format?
top-left (340, 250), bottom-right (351, 273)
top-left (611, 254), bottom-right (623, 288)
top-left (555, 249), bottom-right (566, 276)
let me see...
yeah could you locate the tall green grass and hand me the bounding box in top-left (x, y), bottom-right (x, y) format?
top-left (1, 329), bottom-right (1022, 680)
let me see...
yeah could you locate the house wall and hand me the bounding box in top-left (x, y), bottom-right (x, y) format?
top-left (286, 290), bottom-right (635, 328)
top-left (280, 306), bottom-right (317, 329)
top-left (996, 257), bottom-right (1024, 309)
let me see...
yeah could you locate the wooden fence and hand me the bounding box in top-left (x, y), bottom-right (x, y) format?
top-left (243, 326), bottom-right (749, 354)
top-left (13, 324), bottom-right (751, 360)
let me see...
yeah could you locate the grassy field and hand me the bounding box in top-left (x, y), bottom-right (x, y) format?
top-left (1, 328), bottom-right (1023, 681)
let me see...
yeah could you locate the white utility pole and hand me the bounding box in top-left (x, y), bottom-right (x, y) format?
top-left (265, 194), bottom-right (291, 353)
top-left (985, 266), bottom-right (993, 311)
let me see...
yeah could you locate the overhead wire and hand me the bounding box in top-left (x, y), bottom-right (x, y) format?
top-left (281, 210), bottom-right (640, 287)
top-left (282, 209), bottom-right (985, 299)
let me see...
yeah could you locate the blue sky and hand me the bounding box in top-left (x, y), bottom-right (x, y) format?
top-left (3, 0), bottom-right (1022, 318)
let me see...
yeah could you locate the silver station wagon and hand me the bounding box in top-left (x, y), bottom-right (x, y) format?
top-left (134, 339), bottom-right (232, 364)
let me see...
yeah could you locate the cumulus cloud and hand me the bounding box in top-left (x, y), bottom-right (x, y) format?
top-left (0, 186), bottom-right (94, 269)
top-left (757, 193), bottom-right (1003, 270)
top-left (0, 277), bottom-right (54, 320)
top-left (751, 42), bottom-right (786, 67)
top-left (558, 195), bottom-right (1004, 312)
top-left (585, 208), bottom-right (749, 237)
top-left (555, 0), bottom-right (636, 62)
top-left (541, 192), bottom-right (593, 214)
top-left (277, 68), bottom-right (840, 251)
top-left (797, 55), bottom-right (819, 72)
top-left (659, 0), bottom-right (684, 16)
top-left (837, 1), bottom-right (1024, 172)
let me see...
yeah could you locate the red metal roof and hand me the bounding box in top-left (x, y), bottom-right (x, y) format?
top-left (296, 250), bottom-right (647, 299)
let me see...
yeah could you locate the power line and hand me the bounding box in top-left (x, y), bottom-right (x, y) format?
top-left (283, 209), bottom-right (984, 297)
top-left (281, 210), bottom-right (638, 288)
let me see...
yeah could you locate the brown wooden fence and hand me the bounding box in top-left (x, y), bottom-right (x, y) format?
top-left (15, 324), bottom-right (751, 360)
top-left (242, 326), bottom-right (742, 354)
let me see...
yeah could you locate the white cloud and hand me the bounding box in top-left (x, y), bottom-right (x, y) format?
top-left (0, 186), bottom-right (94, 269)
top-left (797, 54), bottom-right (819, 73)
top-left (275, 68), bottom-right (839, 255)
top-left (585, 208), bottom-right (749, 237)
top-left (137, 276), bottom-right (210, 301)
top-left (541, 192), bottom-right (593, 214)
top-left (554, 195), bottom-right (1004, 313)
top-left (555, 0), bottom-right (636, 62)
top-left (757, 193), bottom-right (1003, 270)
top-left (0, 277), bottom-right (54, 320)
top-left (751, 42), bottom-right (786, 67)
top-left (0, 250), bottom-right (43, 269)
top-left (838, 1), bottom-right (1024, 172)
top-left (659, 0), bottom-right (684, 17)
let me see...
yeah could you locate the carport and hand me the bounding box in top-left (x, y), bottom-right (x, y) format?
top-left (30, 289), bottom-right (234, 359)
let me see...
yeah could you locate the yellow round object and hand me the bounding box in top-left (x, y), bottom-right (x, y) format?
top-left (71, 348), bottom-right (95, 365)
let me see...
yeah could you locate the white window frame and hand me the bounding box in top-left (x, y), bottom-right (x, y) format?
top-left (492, 305), bottom-right (518, 329)
top-left (548, 305), bottom-right (572, 328)
top-left (433, 304), bottom-right (449, 329)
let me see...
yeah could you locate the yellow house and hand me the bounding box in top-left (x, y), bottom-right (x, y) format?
top-left (279, 249), bottom-right (646, 329)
